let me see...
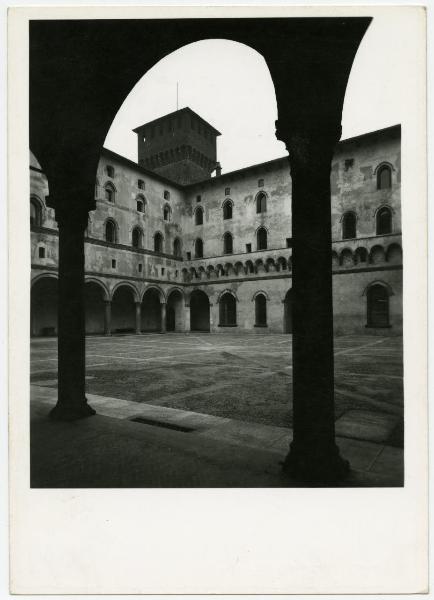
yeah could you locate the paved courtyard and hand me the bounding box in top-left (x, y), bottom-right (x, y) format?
top-left (31, 333), bottom-right (403, 448)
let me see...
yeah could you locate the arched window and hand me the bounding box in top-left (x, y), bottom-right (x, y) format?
top-left (377, 164), bottom-right (392, 190)
top-left (136, 196), bottom-right (145, 213)
top-left (106, 165), bottom-right (114, 178)
top-left (132, 227), bottom-right (143, 249)
top-left (342, 211), bottom-right (356, 240)
top-left (154, 232), bottom-right (163, 253)
top-left (195, 206), bottom-right (204, 225)
top-left (376, 206), bottom-right (392, 235)
top-left (173, 237), bottom-right (181, 257)
top-left (367, 284), bottom-right (389, 327)
top-left (222, 200), bottom-right (233, 220)
top-left (254, 294), bottom-right (267, 326)
top-left (195, 238), bottom-right (203, 258)
top-left (257, 227), bottom-right (268, 250)
top-left (163, 204), bottom-right (171, 221)
top-left (104, 182), bottom-right (115, 203)
top-left (30, 198), bottom-right (42, 227)
top-left (219, 293), bottom-right (237, 327)
top-left (223, 232), bottom-right (233, 254)
top-left (256, 191), bottom-right (267, 213)
top-left (105, 219), bottom-right (117, 243)
top-left (138, 179), bottom-right (145, 190)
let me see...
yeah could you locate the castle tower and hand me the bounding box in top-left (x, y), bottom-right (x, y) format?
top-left (133, 107), bottom-right (221, 186)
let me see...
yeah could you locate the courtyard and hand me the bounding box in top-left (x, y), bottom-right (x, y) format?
top-left (31, 333), bottom-right (403, 448)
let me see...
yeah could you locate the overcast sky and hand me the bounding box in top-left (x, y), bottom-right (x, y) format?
top-left (105, 13), bottom-right (406, 173)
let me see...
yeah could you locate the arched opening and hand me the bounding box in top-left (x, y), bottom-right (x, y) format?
top-left (190, 289), bottom-right (210, 332)
top-left (173, 237), bottom-right (182, 257)
top-left (367, 284), bottom-right (389, 328)
top-left (377, 164), bottom-right (392, 190)
top-left (30, 197), bottom-right (42, 227)
top-left (255, 294), bottom-right (267, 327)
top-left (223, 232), bottom-right (233, 254)
top-left (256, 191), bottom-right (267, 213)
top-left (166, 289), bottom-right (183, 332)
top-left (105, 219), bottom-right (117, 243)
top-left (132, 226), bottom-right (143, 249)
top-left (154, 232), bottom-right (164, 253)
top-left (222, 200), bottom-right (233, 220)
top-left (111, 286), bottom-right (136, 333)
top-left (194, 206), bottom-right (204, 225)
top-left (163, 204), bottom-right (171, 221)
top-left (85, 281), bottom-right (105, 334)
top-left (342, 211), bottom-right (356, 240)
top-left (283, 289), bottom-right (293, 334)
top-left (376, 206), bottom-right (392, 235)
top-left (136, 195), bottom-right (145, 213)
top-left (141, 288), bottom-right (162, 332)
top-left (257, 227), bottom-right (267, 250)
top-left (219, 292), bottom-right (237, 327)
top-left (31, 276), bottom-right (58, 337)
top-left (195, 237), bottom-right (204, 258)
top-left (104, 182), bottom-right (116, 203)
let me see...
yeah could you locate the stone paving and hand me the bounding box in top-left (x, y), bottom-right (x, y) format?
top-left (31, 333), bottom-right (403, 447)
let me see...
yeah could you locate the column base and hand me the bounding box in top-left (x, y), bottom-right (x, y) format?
top-left (49, 398), bottom-right (96, 422)
top-left (283, 440), bottom-right (350, 484)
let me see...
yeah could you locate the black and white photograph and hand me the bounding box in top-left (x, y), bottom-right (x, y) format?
top-left (7, 3), bottom-right (428, 594)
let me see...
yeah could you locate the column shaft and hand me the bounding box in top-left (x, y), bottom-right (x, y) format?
top-left (50, 214), bottom-right (95, 420)
top-left (161, 303), bottom-right (166, 333)
top-left (104, 300), bottom-right (111, 336)
top-left (135, 302), bottom-right (141, 334)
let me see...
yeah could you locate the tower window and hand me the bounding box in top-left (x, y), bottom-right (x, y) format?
top-left (138, 263), bottom-right (143, 273)
top-left (30, 198), bottom-right (42, 227)
top-left (342, 212), bottom-right (357, 240)
top-left (195, 238), bottom-right (204, 259)
top-left (173, 237), bottom-right (182, 257)
top-left (164, 190), bottom-right (170, 200)
top-left (223, 232), bottom-right (233, 255)
top-left (256, 192), bottom-right (267, 213)
top-left (136, 198), bottom-right (145, 213)
top-left (132, 227), bottom-right (143, 249)
top-left (106, 165), bottom-right (114, 178)
top-left (138, 179), bottom-right (145, 190)
top-left (377, 164), bottom-right (392, 190)
top-left (196, 195), bottom-right (201, 203)
top-left (163, 204), bottom-right (171, 221)
top-left (195, 206), bottom-right (204, 226)
top-left (105, 219), bottom-right (117, 243)
top-left (246, 243), bottom-right (252, 253)
top-left (344, 159), bottom-right (354, 171)
top-left (154, 232), bottom-right (163, 253)
top-left (104, 182), bottom-right (115, 203)
top-left (258, 178), bottom-right (264, 187)
top-left (376, 206), bottom-right (392, 235)
top-left (225, 187), bottom-right (231, 196)
top-left (111, 259), bottom-right (116, 269)
top-left (223, 200), bottom-right (233, 220)
top-left (38, 247), bottom-right (45, 259)
top-left (257, 227), bottom-right (268, 251)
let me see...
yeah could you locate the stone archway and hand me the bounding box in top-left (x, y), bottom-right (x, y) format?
top-left (190, 290), bottom-right (210, 332)
top-left (141, 288), bottom-right (162, 332)
top-left (166, 289), bottom-right (184, 332)
top-left (85, 281), bottom-right (107, 335)
top-left (111, 285), bottom-right (136, 334)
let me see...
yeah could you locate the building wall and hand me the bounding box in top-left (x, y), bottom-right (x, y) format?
top-left (30, 126), bottom-right (403, 337)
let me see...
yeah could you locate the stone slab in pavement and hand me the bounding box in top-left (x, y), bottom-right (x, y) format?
top-left (335, 409), bottom-right (400, 444)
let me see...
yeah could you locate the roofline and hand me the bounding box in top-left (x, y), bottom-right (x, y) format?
top-left (184, 124), bottom-right (402, 188)
top-left (101, 147), bottom-right (184, 189)
top-left (132, 106), bottom-right (221, 136)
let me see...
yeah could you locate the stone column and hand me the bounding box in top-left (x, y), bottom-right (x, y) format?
top-left (184, 304), bottom-right (190, 332)
top-left (104, 300), bottom-right (111, 336)
top-left (135, 301), bottom-right (141, 334)
top-left (278, 122), bottom-right (349, 482)
top-left (160, 302), bottom-right (166, 333)
top-left (49, 210), bottom-right (96, 421)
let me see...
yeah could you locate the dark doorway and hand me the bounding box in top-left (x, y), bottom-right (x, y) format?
top-left (367, 284), bottom-right (389, 327)
top-left (190, 290), bottom-right (210, 332)
top-left (166, 289), bottom-right (183, 332)
top-left (112, 286), bottom-right (136, 333)
top-left (141, 288), bottom-right (162, 332)
top-left (283, 289), bottom-right (293, 333)
top-left (85, 282), bottom-right (105, 334)
top-left (219, 293), bottom-right (237, 327)
top-left (31, 277), bottom-right (58, 337)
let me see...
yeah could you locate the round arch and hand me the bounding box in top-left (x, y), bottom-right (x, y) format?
top-left (141, 284), bottom-right (166, 304)
top-left (217, 288), bottom-right (239, 303)
top-left (84, 277), bottom-right (110, 301)
top-left (111, 281), bottom-right (140, 302)
top-left (31, 274), bottom-right (58, 337)
top-left (31, 271), bottom-right (58, 287)
top-left (362, 280), bottom-right (394, 297)
top-left (373, 161), bottom-right (395, 175)
top-left (251, 289), bottom-right (270, 302)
